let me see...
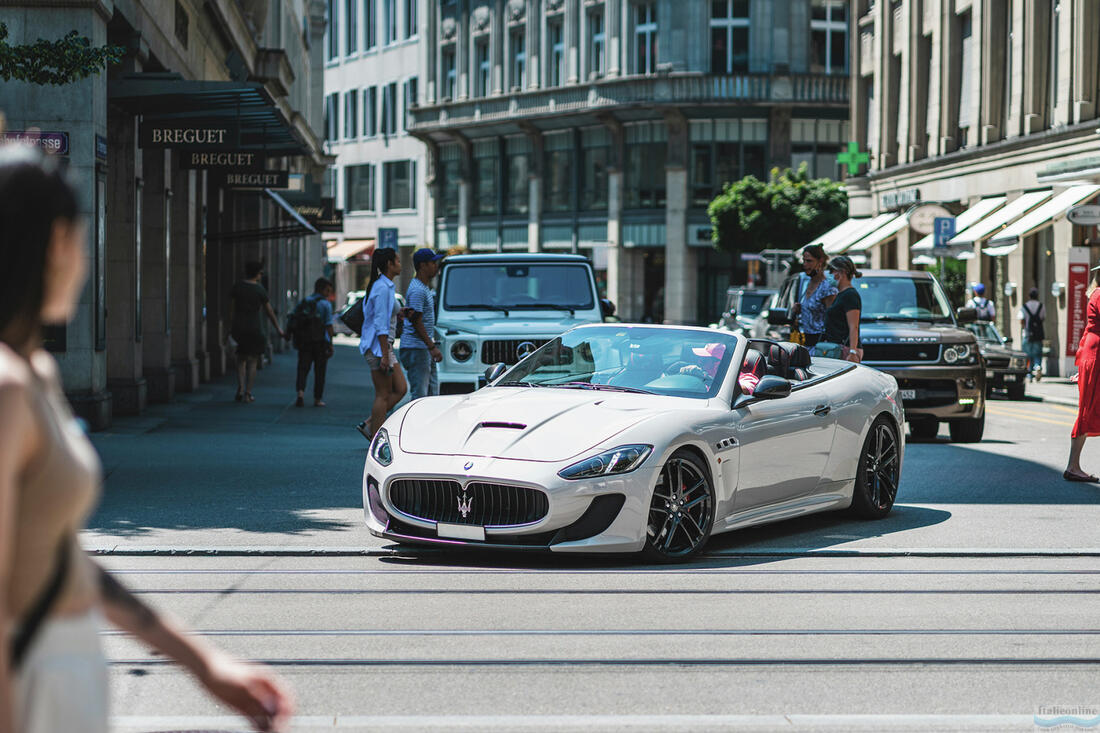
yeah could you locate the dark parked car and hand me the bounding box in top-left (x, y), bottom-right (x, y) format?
top-left (714, 287), bottom-right (777, 335)
top-left (766, 269), bottom-right (986, 443)
top-left (966, 321), bottom-right (1030, 400)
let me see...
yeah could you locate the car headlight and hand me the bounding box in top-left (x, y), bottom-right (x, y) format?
top-left (451, 340), bottom-right (474, 362)
top-left (558, 444), bottom-right (653, 480)
top-left (1011, 356), bottom-right (1027, 369)
top-left (370, 428), bottom-right (393, 466)
top-left (943, 344), bottom-right (970, 364)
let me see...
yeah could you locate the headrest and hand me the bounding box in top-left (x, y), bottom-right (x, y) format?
top-left (777, 341), bottom-right (811, 368)
top-left (742, 348), bottom-right (766, 373)
top-left (767, 343), bottom-right (790, 373)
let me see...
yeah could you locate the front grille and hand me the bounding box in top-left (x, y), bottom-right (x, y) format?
top-left (389, 479), bottom-right (549, 527)
top-left (481, 339), bottom-right (550, 365)
top-left (862, 344), bottom-right (941, 363)
top-left (984, 356), bottom-right (1010, 369)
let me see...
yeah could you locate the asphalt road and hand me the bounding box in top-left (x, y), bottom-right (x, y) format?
top-left (83, 347), bottom-right (1100, 731)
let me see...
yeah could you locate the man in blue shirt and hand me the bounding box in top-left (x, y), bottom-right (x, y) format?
top-left (400, 248), bottom-right (445, 401)
top-left (291, 277), bottom-right (336, 407)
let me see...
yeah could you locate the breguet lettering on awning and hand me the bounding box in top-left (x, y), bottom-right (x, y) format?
top-left (139, 120), bottom-right (239, 150)
top-left (179, 151), bottom-right (264, 171)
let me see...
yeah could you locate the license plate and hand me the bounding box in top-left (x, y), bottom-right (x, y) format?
top-left (899, 389), bottom-right (916, 401)
top-left (1004, 374), bottom-right (1017, 382)
top-left (436, 523), bottom-right (486, 541)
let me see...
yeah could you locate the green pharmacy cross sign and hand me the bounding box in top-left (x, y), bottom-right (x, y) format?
top-left (837, 142), bottom-right (870, 175)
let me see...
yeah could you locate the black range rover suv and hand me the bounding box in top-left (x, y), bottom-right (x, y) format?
top-left (763, 269), bottom-right (985, 443)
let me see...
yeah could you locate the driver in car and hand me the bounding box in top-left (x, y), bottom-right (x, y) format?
top-left (677, 343), bottom-right (727, 383)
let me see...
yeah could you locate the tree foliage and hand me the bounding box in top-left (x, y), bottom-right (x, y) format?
top-left (707, 164), bottom-right (848, 257)
top-left (0, 23), bottom-right (122, 86)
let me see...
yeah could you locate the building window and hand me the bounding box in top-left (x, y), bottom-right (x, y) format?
top-left (510, 29), bottom-right (527, 90)
top-left (688, 119), bottom-right (770, 207)
top-left (403, 77), bottom-right (418, 131)
top-left (344, 89), bottom-right (359, 139)
top-left (383, 0), bottom-right (397, 44)
top-left (324, 93), bottom-right (339, 141)
top-left (383, 160), bottom-right (416, 210)
top-left (588, 8), bottom-right (606, 79)
top-left (174, 1), bottom-right (189, 48)
top-left (327, 0), bottom-right (339, 59)
top-left (345, 164), bottom-right (375, 211)
top-left (957, 11), bottom-right (973, 145)
top-left (544, 132), bottom-right (573, 213)
top-left (1002, 11), bottom-right (1012, 133)
top-left (475, 38), bottom-right (491, 96)
top-left (442, 46), bottom-right (457, 99)
top-left (711, 0), bottom-right (749, 73)
top-left (1048, 0), bottom-right (1059, 120)
top-left (810, 0), bottom-right (847, 74)
top-left (364, 86), bottom-right (378, 136)
top-left (381, 82), bottom-right (398, 135)
top-left (634, 2), bottom-right (658, 75)
top-left (505, 136), bottom-right (530, 215)
top-left (346, 0), bottom-right (358, 54)
top-left (548, 19), bottom-right (565, 86)
top-left (474, 140), bottom-right (499, 215)
top-left (365, 0), bottom-right (376, 49)
top-left (404, 0), bottom-right (417, 38)
top-left (581, 127), bottom-right (609, 210)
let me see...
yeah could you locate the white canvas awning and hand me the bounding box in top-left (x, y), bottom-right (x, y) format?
top-left (981, 243), bottom-right (1020, 257)
top-left (948, 190), bottom-right (1052, 247)
top-left (806, 218), bottom-right (873, 251)
top-left (326, 239), bottom-right (374, 262)
top-left (823, 213), bottom-right (896, 254)
top-left (986, 184), bottom-right (1100, 250)
top-left (845, 213), bottom-right (908, 253)
top-left (910, 197), bottom-right (1007, 252)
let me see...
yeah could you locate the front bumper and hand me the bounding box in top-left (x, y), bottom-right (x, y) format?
top-left (362, 452), bottom-right (655, 553)
top-left (987, 368), bottom-right (1029, 389)
top-left (866, 364), bottom-right (986, 420)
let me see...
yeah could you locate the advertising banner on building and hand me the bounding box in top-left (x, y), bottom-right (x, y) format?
top-left (1067, 247), bottom-right (1091, 357)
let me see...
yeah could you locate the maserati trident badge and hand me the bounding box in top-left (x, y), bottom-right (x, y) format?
top-left (457, 493), bottom-right (474, 518)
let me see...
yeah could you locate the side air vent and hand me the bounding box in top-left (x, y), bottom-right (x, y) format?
top-left (478, 421), bottom-right (527, 430)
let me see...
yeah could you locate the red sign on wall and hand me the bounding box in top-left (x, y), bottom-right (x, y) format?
top-left (1067, 263), bottom-right (1090, 357)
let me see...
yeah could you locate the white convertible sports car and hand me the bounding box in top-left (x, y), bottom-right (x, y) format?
top-left (362, 324), bottom-right (904, 561)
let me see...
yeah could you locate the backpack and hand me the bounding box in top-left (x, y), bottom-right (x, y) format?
top-left (287, 296), bottom-right (327, 348)
top-left (1024, 302), bottom-right (1045, 342)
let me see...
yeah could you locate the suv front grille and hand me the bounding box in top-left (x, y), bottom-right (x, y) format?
top-left (389, 479), bottom-right (549, 527)
top-left (481, 339), bottom-right (550, 365)
top-left (863, 344), bottom-right (941, 363)
top-left (984, 355), bottom-right (1010, 369)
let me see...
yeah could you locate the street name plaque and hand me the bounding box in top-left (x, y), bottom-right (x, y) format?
top-left (140, 120), bottom-right (239, 150)
top-left (179, 150), bottom-right (265, 171)
top-left (1, 131), bottom-right (69, 155)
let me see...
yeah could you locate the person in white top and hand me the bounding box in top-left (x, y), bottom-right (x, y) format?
top-left (965, 283), bottom-right (996, 321)
top-left (1018, 288), bottom-right (1046, 380)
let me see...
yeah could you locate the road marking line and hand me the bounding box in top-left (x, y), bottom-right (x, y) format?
top-left (986, 406), bottom-right (1074, 426)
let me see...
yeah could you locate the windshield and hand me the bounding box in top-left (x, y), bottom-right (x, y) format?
top-left (857, 277), bottom-right (954, 322)
top-left (966, 322), bottom-right (1002, 342)
top-left (443, 264), bottom-right (595, 311)
top-left (738, 293), bottom-right (771, 317)
top-left (496, 326), bottom-right (740, 399)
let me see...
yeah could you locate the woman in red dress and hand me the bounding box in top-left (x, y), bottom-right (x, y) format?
top-left (1067, 265), bottom-right (1100, 481)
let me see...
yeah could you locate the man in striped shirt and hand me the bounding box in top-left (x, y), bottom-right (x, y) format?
top-left (400, 248), bottom-right (445, 401)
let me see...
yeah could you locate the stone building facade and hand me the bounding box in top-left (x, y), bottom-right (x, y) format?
top-left (843, 0), bottom-right (1100, 376)
top-left (0, 0), bottom-right (330, 428)
top-left (408, 0), bottom-right (851, 324)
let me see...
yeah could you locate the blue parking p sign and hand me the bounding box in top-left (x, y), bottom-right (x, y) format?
top-left (933, 217), bottom-right (956, 252)
top-left (378, 228), bottom-right (399, 250)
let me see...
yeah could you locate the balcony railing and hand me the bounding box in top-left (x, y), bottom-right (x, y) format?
top-left (410, 73), bottom-right (849, 131)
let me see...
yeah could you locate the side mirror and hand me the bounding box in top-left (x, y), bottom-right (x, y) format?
top-left (600, 299), bottom-right (616, 318)
top-left (767, 308), bottom-right (790, 326)
top-left (484, 363), bottom-right (508, 384)
top-left (1003, 336), bottom-right (1014, 345)
top-left (752, 375), bottom-right (792, 400)
top-left (956, 307), bottom-right (978, 324)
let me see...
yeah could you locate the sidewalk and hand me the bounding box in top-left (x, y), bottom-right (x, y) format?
top-left (84, 342), bottom-right (387, 550)
top-left (1023, 377), bottom-right (1078, 407)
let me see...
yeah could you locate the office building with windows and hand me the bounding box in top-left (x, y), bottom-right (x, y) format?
top-left (323, 0), bottom-right (429, 296)
top-left (408, 0), bottom-right (851, 324)
top-left (833, 0), bottom-right (1100, 376)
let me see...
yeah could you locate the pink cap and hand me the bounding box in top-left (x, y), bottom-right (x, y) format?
top-left (692, 343), bottom-right (726, 360)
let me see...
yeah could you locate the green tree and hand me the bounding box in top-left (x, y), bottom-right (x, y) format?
top-left (0, 23), bottom-right (122, 86)
top-left (707, 164), bottom-right (848, 259)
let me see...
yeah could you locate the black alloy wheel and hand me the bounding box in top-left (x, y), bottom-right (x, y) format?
top-left (645, 451), bottom-right (715, 561)
top-left (850, 417), bottom-right (901, 519)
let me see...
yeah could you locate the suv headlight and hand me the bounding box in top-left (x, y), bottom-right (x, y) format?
top-left (370, 428), bottom-right (393, 466)
top-left (451, 340), bottom-right (474, 362)
top-left (943, 344), bottom-right (971, 364)
top-left (558, 444), bottom-right (653, 480)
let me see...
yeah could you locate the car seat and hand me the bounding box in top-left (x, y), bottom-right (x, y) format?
top-left (765, 343), bottom-right (790, 378)
top-left (739, 348), bottom-right (767, 395)
top-left (775, 342), bottom-right (811, 381)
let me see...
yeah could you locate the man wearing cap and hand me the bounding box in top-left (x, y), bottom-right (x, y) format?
top-left (400, 248), bottom-right (445, 401)
top-left (966, 283), bottom-right (996, 321)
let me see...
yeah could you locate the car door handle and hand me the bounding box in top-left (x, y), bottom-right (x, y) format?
top-left (813, 405), bottom-right (831, 417)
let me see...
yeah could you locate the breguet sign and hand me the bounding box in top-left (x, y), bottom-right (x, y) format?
top-left (215, 170), bottom-right (290, 189)
top-left (140, 120), bottom-right (238, 150)
top-left (179, 151), bottom-right (264, 171)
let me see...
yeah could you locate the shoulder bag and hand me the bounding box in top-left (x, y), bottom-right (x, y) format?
top-left (338, 296), bottom-right (366, 335)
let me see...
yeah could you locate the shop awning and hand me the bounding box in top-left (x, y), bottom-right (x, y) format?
top-left (265, 188), bottom-right (318, 234)
top-left (981, 244), bottom-right (1020, 257)
top-left (845, 213), bottom-right (908, 253)
top-left (823, 214), bottom-right (896, 254)
top-left (986, 184), bottom-right (1100, 250)
top-left (911, 197), bottom-right (1007, 252)
top-left (948, 190), bottom-right (1051, 248)
top-left (108, 73), bottom-right (307, 155)
top-left (326, 239), bottom-right (375, 262)
top-left (207, 188), bottom-right (318, 242)
top-left (807, 218), bottom-right (874, 252)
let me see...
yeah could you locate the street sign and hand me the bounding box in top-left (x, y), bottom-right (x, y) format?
top-left (932, 217), bottom-right (956, 252)
top-left (740, 253), bottom-right (764, 261)
top-left (378, 227), bottom-right (399, 249)
top-left (1, 131), bottom-right (69, 155)
top-left (1067, 204), bottom-right (1100, 226)
top-left (908, 204), bottom-right (953, 235)
top-left (179, 150), bottom-right (264, 171)
top-left (139, 120), bottom-right (238, 149)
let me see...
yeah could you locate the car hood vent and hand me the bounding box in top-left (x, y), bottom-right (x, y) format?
top-left (478, 421), bottom-right (527, 430)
